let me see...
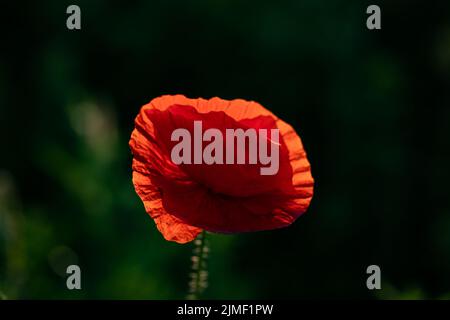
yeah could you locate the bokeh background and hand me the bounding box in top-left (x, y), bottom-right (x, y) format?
top-left (1, 0), bottom-right (450, 299)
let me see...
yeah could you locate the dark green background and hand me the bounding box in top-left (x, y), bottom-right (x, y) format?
top-left (1, 0), bottom-right (450, 299)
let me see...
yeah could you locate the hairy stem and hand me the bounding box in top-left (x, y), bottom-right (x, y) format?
top-left (187, 231), bottom-right (209, 299)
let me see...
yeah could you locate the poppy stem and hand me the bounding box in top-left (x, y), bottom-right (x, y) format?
top-left (187, 230), bottom-right (209, 300)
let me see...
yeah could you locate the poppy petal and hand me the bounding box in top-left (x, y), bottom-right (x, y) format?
top-left (130, 95), bottom-right (314, 242)
top-left (132, 170), bottom-right (202, 243)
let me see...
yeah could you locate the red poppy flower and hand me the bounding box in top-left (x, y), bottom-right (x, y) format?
top-left (129, 95), bottom-right (314, 243)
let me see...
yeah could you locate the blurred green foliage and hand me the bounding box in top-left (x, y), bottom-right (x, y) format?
top-left (1, 0), bottom-right (450, 299)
